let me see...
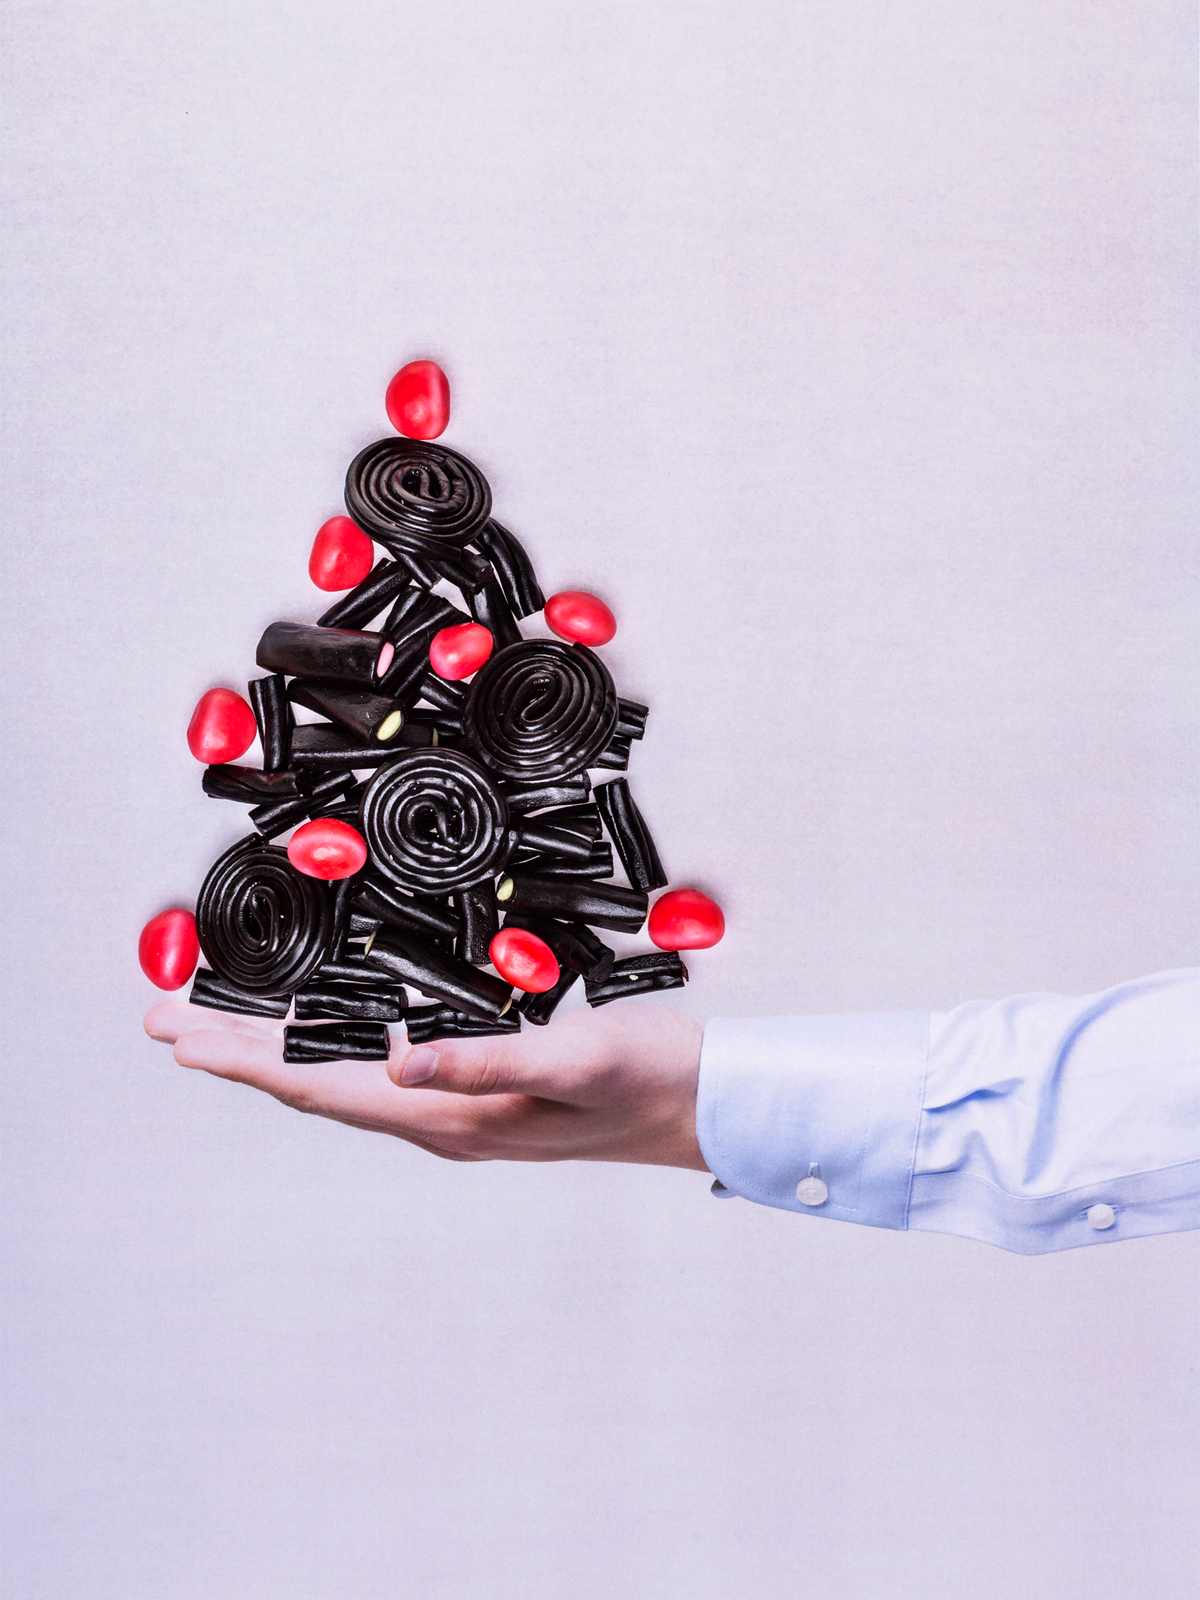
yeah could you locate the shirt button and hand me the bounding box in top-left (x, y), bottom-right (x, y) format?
top-left (796, 1177), bottom-right (829, 1206)
top-left (1087, 1203), bottom-right (1116, 1230)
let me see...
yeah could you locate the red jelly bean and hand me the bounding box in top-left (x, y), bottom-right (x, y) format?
top-left (429, 622), bottom-right (494, 681)
top-left (385, 360), bottom-right (451, 440)
top-left (138, 908), bottom-right (200, 990)
top-left (187, 687), bottom-right (258, 764)
top-left (488, 927), bottom-right (560, 993)
top-left (648, 888), bottom-right (725, 950)
top-left (287, 818), bottom-right (369, 881)
top-left (544, 591), bottom-right (617, 646)
top-left (309, 516), bottom-right (374, 591)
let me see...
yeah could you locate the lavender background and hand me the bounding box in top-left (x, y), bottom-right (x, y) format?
top-left (2, 3), bottom-right (1197, 1597)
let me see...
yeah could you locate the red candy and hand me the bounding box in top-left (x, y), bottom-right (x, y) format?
top-left (648, 888), bottom-right (725, 950)
top-left (544, 591), bottom-right (617, 646)
top-left (385, 360), bottom-right (451, 440)
top-left (488, 927), bottom-right (560, 993)
top-left (429, 622), bottom-right (494, 681)
top-left (138, 908), bottom-right (200, 990)
top-left (286, 818), bottom-right (369, 881)
top-left (309, 516), bottom-right (374, 591)
top-left (186, 687), bottom-right (258, 764)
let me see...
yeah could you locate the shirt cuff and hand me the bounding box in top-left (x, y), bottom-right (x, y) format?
top-left (696, 1012), bottom-right (930, 1228)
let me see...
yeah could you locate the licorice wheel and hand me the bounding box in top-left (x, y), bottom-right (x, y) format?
top-left (462, 640), bottom-right (619, 782)
top-left (344, 437), bottom-right (492, 555)
top-left (359, 747), bottom-right (511, 895)
top-left (195, 835), bottom-right (335, 994)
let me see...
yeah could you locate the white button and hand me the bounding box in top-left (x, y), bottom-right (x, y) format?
top-left (1087, 1203), bottom-right (1116, 1230)
top-left (796, 1177), bottom-right (829, 1206)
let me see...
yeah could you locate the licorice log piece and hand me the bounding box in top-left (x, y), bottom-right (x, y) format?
top-left (518, 967), bottom-right (580, 1026)
top-left (475, 519), bottom-right (545, 619)
top-left (377, 641), bottom-right (438, 707)
top-left (354, 872), bottom-right (462, 943)
top-left (594, 778), bottom-right (667, 892)
top-left (593, 733), bottom-right (632, 771)
top-left (417, 673), bottom-right (467, 715)
top-left (466, 572), bottom-right (522, 649)
top-left (283, 1021), bottom-right (391, 1062)
top-left (536, 801), bottom-right (602, 841)
top-left (453, 882), bottom-right (500, 964)
top-left (513, 841), bottom-right (615, 880)
top-left (405, 1004), bottom-right (521, 1042)
top-left (367, 932), bottom-right (513, 1022)
top-left (360, 748), bottom-right (511, 895)
top-left (344, 437), bottom-right (492, 555)
top-left (463, 642), bottom-right (618, 782)
top-left (249, 674), bottom-right (294, 774)
top-left (196, 836), bottom-right (334, 993)
top-left (501, 910), bottom-right (614, 983)
top-left (203, 764), bottom-right (303, 804)
top-left (249, 771), bottom-right (358, 838)
top-left (287, 680), bottom-right (408, 745)
top-left (313, 951), bottom-right (380, 985)
top-left (257, 620), bottom-right (390, 685)
top-left (347, 911), bottom-right (382, 939)
top-left (514, 816), bottom-right (595, 862)
top-left (189, 969), bottom-right (292, 1017)
top-left (329, 871), bottom-right (362, 959)
top-left (288, 722), bottom-right (433, 769)
top-left (615, 699), bottom-right (648, 740)
top-left (583, 952), bottom-right (688, 1007)
top-left (384, 590), bottom-right (462, 654)
top-left (429, 547), bottom-right (493, 595)
top-left (496, 872), bottom-right (647, 933)
top-left (499, 774), bottom-right (592, 813)
top-left (405, 707), bottom-right (462, 739)
top-left (394, 548), bottom-right (441, 589)
top-left (317, 560), bottom-right (412, 630)
top-left (293, 984), bottom-right (406, 1022)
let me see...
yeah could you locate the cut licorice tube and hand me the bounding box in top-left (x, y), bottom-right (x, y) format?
top-left (195, 835), bottom-right (334, 994)
top-left (615, 699), bottom-right (648, 740)
top-left (517, 966), bottom-right (580, 1026)
top-left (283, 1021), bottom-right (391, 1063)
top-left (312, 951), bottom-right (381, 985)
top-left (593, 734), bottom-right (632, 771)
top-left (427, 547), bottom-right (493, 595)
top-left (329, 870), bottom-right (362, 955)
top-left (513, 815), bottom-right (595, 862)
top-left (416, 672), bottom-right (467, 715)
top-left (189, 969), bottom-right (292, 1017)
top-left (383, 588), bottom-right (461, 651)
top-left (404, 707), bottom-right (463, 740)
top-left (293, 984), bottom-right (406, 1022)
top-left (376, 640), bottom-right (440, 706)
top-left (583, 952), bottom-right (688, 1008)
top-left (248, 674), bottom-right (294, 774)
top-left (203, 764), bottom-right (303, 803)
top-left (287, 722), bottom-right (433, 770)
top-left (248, 771), bottom-right (359, 838)
top-left (394, 548), bottom-right (441, 590)
top-left (346, 911), bottom-right (382, 940)
top-left (594, 778), bottom-right (667, 892)
top-left (533, 801), bottom-right (602, 840)
top-left (344, 437), bottom-right (492, 554)
top-left (512, 841), bottom-right (615, 880)
top-left (354, 871), bottom-right (462, 942)
top-left (286, 679), bottom-right (407, 744)
top-left (359, 747), bottom-right (511, 895)
top-left (498, 773), bottom-right (591, 813)
top-left (462, 641), bottom-right (619, 782)
top-left (405, 1004), bottom-right (521, 1043)
top-left (496, 872), bottom-right (648, 933)
top-left (465, 572), bottom-right (522, 650)
top-left (317, 560), bottom-right (412, 630)
top-left (257, 620), bottom-right (391, 685)
top-left (453, 882), bottom-right (500, 964)
top-left (475, 519), bottom-right (546, 620)
top-left (501, 909), bottom-right (614, 983)
top-left (366, 931), bottom-right (513, 1022)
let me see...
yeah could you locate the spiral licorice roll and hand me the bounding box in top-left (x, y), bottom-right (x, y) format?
top-left (196, 835), bottom-right (334, 994)
top-left (359, 748), bottom-right (511, 895)
top-left (345, 438), bottom-right (492, 556)
top-left (462, 641), bottom-right (618, 782)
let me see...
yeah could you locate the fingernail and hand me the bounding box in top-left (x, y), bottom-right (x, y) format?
top-left (400, 1046), bottom-right (439, 1086)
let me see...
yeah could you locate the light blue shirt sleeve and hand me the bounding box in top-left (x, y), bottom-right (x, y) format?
top-left (696, 969), bottom-right (1199, 1253)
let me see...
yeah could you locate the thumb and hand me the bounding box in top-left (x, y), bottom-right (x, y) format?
top-left (387, 1034), bottom-right (570, 1101)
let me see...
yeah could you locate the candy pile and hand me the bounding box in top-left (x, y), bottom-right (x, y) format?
top-left (139, 361), bottom-right (724, 1063)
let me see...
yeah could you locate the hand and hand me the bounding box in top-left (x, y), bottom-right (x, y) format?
top-left (143, 1000), bottom-right (708, 1170)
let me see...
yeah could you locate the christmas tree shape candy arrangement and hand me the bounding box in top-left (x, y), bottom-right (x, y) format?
top-left (139, 360), bottom-right (725, 1065)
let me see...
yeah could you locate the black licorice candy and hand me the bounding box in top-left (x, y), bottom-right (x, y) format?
top-left (517, 965), bottom-right (580, 1026)
top-left (466, 572), bottom-right (522, 649)
top-left (293, 984), bottom-right (406, 1022)
top-left (512, 841), bottom-right (615, 880)
top-left (196, 836), bottom-right (334, 994)
top-left (384, 589), bottom-right (461, 653)
top-left (367, 931), bottom-right (513, 1022)
top-left (499, 774), bottom-right (591, 813)
top-left (344, 438), bottom-right (492, 555)
top-left (283, 1021), bottom-right (391, 1062)
top-left (594, 733), bottom-right (633, 771)
top-left (475, 519), bottom-right (546, 619)
top-left (395, 548), bottom-right (441, 589)
top-left (501, 909), bottom-right (614, 983)
top-left (615, 699), bottom-right (648, 740)
top-left (317, 560), bottom-right (411, 630)
top-left (287, 679), bottom-right (408, 745)
top-left (463, 641), bottom-right (619, 782)
top-left (248, 771), bottom-right (358, 838)
top-left (354, 871), bottom-right (461, 943)
top-left (534, 802), bottom-right (602, 841)
top-left (496, 872), bottom-right (648, 934)
top-left (405, 1004), bottom-right (521, 1043)
top-left (594, 778), bottom-right (667, 892)
top-left (288, 722), bottom-right (433, 770)
top-left (584, 952), bottom-right (688, 1007)
top-left (249, 674), bottom-right (293, 774)
top-left (417, 673), bottom-right (467, 715)
top-left (429, 547), bottom-right (493, 595)
top-left (189, 969), bottom-right (292, 1017)
top-left (257, 620), bottom-right (391, 686)
top-left (453, 882), bottom-right (499, 964)
top-left (377, 642), bottom-right (438, 707)
top-left (203, 764), bottom-right (302, 803)
top-left (359, 748), bottom-right (511, 896)
top-left (514, 815), bottom-right (595, 863)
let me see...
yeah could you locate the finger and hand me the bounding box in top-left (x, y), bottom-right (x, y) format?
top-left (386, 1019), bottom-right (607, 1103)
top-left (145, 1001), bottom-right (281, 1044)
